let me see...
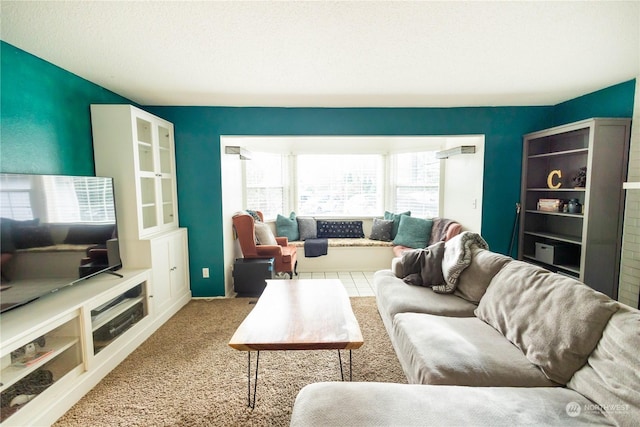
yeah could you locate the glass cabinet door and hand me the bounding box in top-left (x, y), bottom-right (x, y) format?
top-left (136, 118), bottom-right (155, 173)
top-left (158, 125), bottom-right (172, 175)
top-left (156, 124), bottom-right (175, 228)
top-left (161, 177), bottom-right (175, 226)
top-left (134, 113), bottom-right (177, 236)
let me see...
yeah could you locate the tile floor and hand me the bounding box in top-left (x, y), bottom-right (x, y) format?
top-left (296, 271), bottom-right (377, 297)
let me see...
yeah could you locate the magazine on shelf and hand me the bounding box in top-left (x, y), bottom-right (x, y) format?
top-left (12, 349), bottom-right (54, 367)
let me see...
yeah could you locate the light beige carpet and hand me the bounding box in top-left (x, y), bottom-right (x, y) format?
top-left (55, 297), bottom-right (406, 426)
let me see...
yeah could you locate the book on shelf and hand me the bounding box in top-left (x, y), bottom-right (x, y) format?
top-left (538, 198), bottom-right (563, 203)
top-left (12, 349), bottom-right (54, 367)
top-left (537, 198), bottom-right (564, 212)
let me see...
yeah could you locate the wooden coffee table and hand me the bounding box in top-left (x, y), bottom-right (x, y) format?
top-left (228, 279), bottom-right (364, 408)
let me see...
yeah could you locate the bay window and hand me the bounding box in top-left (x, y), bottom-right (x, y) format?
top-left (244, 150), bottom-right (439, 219)
top-left (297, 154), bottom-right (384, 216)
top-left (244, 152), bottom-right (287, 219)
top-left (392, 151), bottom-right (440, 218)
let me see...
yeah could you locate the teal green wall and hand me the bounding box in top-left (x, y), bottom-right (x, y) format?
top-left (553, 80), bottom-right (636, 126)
top-left (0, 41), bottom-right (132, 175)
top-left (151, 106), bottom-right (556, 297)
top-left (1, 41), bottom-right (635, 298)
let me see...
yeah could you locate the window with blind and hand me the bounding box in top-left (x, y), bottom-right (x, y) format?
top-left (44, 176), bottom-right (116, 223)
top-left (70, 177), bottom-right (116, 222)
top-left (297, 154), bottom-right (384, 216)
top-left (392, 151), bottom-right (440, 218)
top-left (0, 175), bottom-right (116, 223)
top-left (244, 152), bottom-right (287, 219)
top-left (243, 150), bottom-right (439, 219)
top-left (0, 174), bottom-right (34, 220)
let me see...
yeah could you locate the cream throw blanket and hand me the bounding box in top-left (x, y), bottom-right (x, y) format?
top-left (432, 231), bottom-right (488, 294)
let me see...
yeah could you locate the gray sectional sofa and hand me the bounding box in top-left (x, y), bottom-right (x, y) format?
top-left (290, 235), bottom-right (640, 426)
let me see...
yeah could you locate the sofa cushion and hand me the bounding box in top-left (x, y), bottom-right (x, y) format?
top-left (369, 218), bottom-right (393, 242)
top-left (276, 212), bottom-right (299, 241)
top-left (393, 312), bottom-right (556, 386)
top-left (291, 382), bottom-right (608, 427)
top-left (13, 225), bottom-right (55, 249)
top-left (567, 303), bottom-right (640, 426)
top-left (375, 270), bottom-right (477, 320)
top-left (384, 210), bottom-right (410, 239)
top-left (453, 248), bottom-right (511, 303)
top-left (254, 221), bottom-right (277, 245)
top-left (392, 215), bottom-right (433, 249)
top-left (297, 217), bottom-right (316, 240)
top-left (475, 260), bottom-right (619, 385)
top-left (316, 220), bottom-right (364, 238)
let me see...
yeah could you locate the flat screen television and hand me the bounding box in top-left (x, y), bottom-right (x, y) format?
top-left (0, 173), bottom-right (122, 313)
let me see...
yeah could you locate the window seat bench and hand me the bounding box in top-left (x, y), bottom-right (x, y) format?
top-left (263, 217), bottom-right (461, 273)
top-left (289, 238), bottom-right (395, 273)
top-left (290, 238), bottom-right (393, 248)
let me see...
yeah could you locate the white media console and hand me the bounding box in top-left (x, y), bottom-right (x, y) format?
top-left (0, 268), bottom-right (190, 426)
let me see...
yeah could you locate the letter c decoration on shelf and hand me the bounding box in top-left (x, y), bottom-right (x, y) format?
top-left (547, 170), bottom-right (562, 189)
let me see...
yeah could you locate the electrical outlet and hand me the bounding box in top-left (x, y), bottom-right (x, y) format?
top-left (202, 268), bottom-right (210, 278)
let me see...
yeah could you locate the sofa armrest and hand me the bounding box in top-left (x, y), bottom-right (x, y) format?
top-left (275, 236), bottom-right (289, 247)
top-left (391, 257), bottom-right (404, 278)
top-left (255, 245), bottom-right (283, 257)
top-left (445, 223), bottom-right (462, 241)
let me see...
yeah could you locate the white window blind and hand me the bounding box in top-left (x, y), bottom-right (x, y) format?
top-left (244, 152), bottom-right (286, 219)
top-left (0, 175), bottom-right (34, 220)
top-left (0, 175), bottom-right (115, 223)
top-left (44, 176), bottom-right (116, 223)
top-left (297, 154), bottom-right (383, 216)
top-left (71, 177), bottom-right (116, 222)
top-left (393, 152), bottom-right (440, 218)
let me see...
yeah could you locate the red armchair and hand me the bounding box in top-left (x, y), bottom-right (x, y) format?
top-left (232, 211), bottom-right (298, 278)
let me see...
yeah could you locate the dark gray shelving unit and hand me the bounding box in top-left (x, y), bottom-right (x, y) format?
top-left (519, 118), bottom-right (631, 298)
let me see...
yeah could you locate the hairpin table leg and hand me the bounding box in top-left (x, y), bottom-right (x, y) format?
top-left (247, 351), bottom-right (260, 409)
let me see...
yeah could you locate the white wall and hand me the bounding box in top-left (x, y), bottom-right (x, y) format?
top-left (442, 136), bottom-right (484, 233)
top-left (220, 138), bottom-right (245, 296)
top-left (618, 76), bottom-right (640, 308)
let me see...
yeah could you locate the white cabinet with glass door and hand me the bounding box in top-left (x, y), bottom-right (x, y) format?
top-left (91, 104), bottom-right (179, 240)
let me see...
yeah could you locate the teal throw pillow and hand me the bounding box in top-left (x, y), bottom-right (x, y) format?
top-left (393, 215), bottom-right (433, 249)
top-left (384, 210), bottom-right (411, 239)
top-left (276, 212), bottom-right (299, 241)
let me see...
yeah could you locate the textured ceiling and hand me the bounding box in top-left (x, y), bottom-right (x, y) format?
top-left (1, 1), bottom-right (639, 107)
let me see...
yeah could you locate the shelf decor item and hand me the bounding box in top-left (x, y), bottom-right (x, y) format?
top-left (567, 198), bottom-right (582, 214)
top-left (547, 170), bottom-right (562, 189)
top-left (537, 198), bottom-right (563, 212)
top-left (572, 167), bottom-right (587, 188)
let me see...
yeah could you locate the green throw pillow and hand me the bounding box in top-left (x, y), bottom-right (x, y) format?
top-left (276, 212), bottom-right (299, 241)
top-left (393, 215), bottom-right (433, 249)
top-left (384, 210), bottom-right (411, 239)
